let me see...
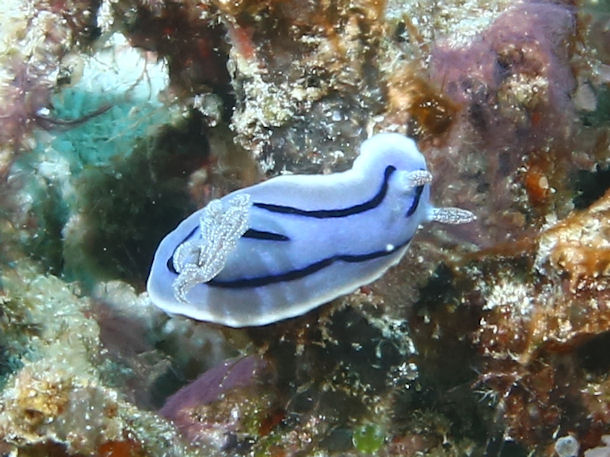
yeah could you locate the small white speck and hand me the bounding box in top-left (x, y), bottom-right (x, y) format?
top-left (385, 244), bottom-right (395, 252)
top-left (555, 435), bottom-right (579, 457)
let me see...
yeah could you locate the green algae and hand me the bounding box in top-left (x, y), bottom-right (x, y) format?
top-left (352, 423), bottom-right (385, 453)
top-left (5, 32), bottom-right (204, 287)
top-left (63, 132), bottom-right (197, 286)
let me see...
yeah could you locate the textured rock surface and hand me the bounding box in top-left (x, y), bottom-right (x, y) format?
top-left (0, 0), bottom-right (609, 456)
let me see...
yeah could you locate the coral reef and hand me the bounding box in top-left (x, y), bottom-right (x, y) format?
top-left (427, 1), bottom-right (580, 247)
top-left (409, 191), bottom-right (610, 453)
top-left (0, 253), bottom-right (205, 457)
top-left (0, 0), bottom-right (609, 455)
top-left (0, 0), bottom-right (100, 171)
top-left (160, 355), bottom-right (274, 450)
top-left (156, 295), bottom-right (421, 456)
top-left (215, 0), bottom-right (389, 175)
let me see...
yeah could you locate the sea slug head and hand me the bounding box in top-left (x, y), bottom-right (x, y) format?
top-left (357, 132), bottom-right (475, 226)
top-left (355, 132), bottom-right (427, 176)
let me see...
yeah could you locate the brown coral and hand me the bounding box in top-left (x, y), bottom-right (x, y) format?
top-left (469, 190), bottom-right (610, 448)
top-left (212, 0), bottom-right (389, 174)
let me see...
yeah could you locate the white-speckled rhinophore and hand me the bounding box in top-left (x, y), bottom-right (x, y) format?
top-left (147, 133), bottom-right (475, 327)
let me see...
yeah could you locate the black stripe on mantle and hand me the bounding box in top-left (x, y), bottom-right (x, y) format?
top-left (252, 165), bottom-right (397, 218)
top-left (207, 238), bottom-right (412, 289)
top-left (167, 227), bottom-right (289, 273)
top-left (406, 184), bottom-right (425, 217)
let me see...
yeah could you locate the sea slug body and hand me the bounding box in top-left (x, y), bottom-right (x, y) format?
top-left (147, 133), bottom-right (475, 327)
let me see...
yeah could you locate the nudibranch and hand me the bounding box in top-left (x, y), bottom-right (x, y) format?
top-left (147, 133), bottom-right (474, 327)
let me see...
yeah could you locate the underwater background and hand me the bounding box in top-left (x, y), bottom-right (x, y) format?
top-left (0, 0), bottom-right (609, 456)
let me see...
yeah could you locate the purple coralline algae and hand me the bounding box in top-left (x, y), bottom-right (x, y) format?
top-left (427, 1), bottom-right (580, 247)
top-left (160, 356), bottom-right (274, 450)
